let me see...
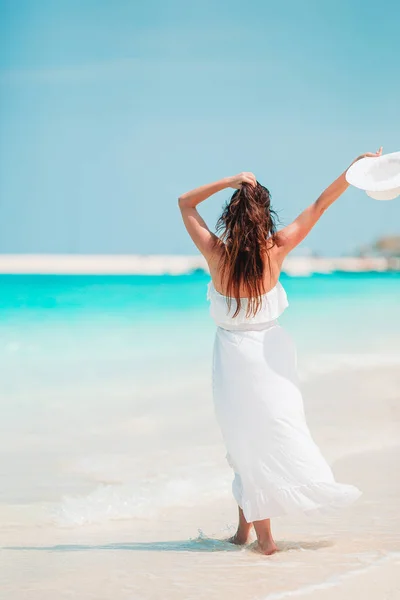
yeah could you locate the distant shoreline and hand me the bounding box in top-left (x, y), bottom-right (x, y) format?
top-left (0, 254), bottom-right (398, 275)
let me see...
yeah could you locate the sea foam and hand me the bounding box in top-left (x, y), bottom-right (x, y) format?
top-left (49, 473), bottom-right (230, 526)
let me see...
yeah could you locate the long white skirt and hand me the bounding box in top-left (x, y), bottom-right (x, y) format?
top-left (211, 322), bottom-right (362, 522)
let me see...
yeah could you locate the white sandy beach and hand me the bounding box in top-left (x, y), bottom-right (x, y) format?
top-left (0, 253), bottom-right (396, 275)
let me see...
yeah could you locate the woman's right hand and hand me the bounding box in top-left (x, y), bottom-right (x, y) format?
top-left (227, 172), bottom-right (257, 189)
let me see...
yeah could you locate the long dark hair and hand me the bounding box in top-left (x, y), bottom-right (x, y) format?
top-left (215, 181), bottom-right (279, 318)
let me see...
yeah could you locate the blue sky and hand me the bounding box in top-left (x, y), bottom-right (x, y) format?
top-left (1, 0), bottom-right (399, 256)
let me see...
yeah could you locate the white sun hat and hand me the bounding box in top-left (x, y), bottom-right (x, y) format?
top-left (345, 151), bottom-right (400, 200)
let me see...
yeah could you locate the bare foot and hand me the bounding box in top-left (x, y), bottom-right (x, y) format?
top-left (253, 540), bottom-right (279, 555)
top-left (226, 532), bottom-right (253, 545)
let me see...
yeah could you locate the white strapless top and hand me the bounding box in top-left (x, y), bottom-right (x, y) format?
top-left (206, 279), bottom-right (289, 331)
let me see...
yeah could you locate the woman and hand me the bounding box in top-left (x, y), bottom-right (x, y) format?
top-left (177, 147), bottom-right (382, 555)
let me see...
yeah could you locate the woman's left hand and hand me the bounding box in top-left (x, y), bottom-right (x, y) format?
top-left (353, 147), bottom-right (383, 164)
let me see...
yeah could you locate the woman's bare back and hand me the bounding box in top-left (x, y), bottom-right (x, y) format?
top-left (207, 243), bottom-right (284, 298)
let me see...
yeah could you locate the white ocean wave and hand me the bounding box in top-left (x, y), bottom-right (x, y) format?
top-left (49, 472), bottom-right (230, 527)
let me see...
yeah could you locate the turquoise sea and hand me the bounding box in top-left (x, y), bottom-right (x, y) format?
top-left (1, 271), bottom-right (399, 368)
top-left (1, 272), bottom-right (399, 413)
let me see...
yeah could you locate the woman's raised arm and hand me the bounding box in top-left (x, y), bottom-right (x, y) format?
top-left (275, 148), bottom-right (383, 256)
top-left (178, 172), bottom-right (256, 260)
